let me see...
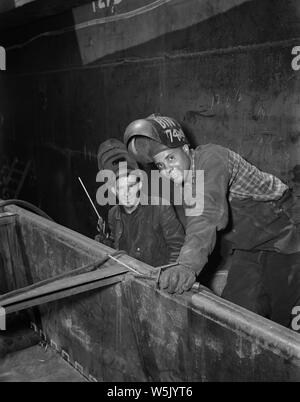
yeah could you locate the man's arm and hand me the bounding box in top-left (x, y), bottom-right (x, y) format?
top-left (159, 204), bottom-right (185, 263)
top-left (178, 145), bottom-right (230, 274)
top-left (158, 145), bottom-right (231, 294)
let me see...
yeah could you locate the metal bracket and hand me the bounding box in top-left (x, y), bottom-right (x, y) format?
top-left (0, 212), bottom-right (16, 217)
top-left (30, 321), bottom-right (100, 382)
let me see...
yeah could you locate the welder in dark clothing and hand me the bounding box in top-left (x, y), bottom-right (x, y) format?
top-left (96, 138), bottom-right (185, 267)
top-left (123, 114), bottom-right (300, 330)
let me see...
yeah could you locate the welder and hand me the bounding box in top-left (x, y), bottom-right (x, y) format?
top-left (96, 138), bottom-right (185, 268)
top-left (123, 114), bottom-right (300, 329)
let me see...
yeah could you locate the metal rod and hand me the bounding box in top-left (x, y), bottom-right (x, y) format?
top-left (108, 254), bottom-right (143, 276)
top-left (78, 177), bottom-right (101, 221)
top-left (0, 256), bottom-right (110, 303)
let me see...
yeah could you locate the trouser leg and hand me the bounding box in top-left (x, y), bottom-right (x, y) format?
top-left (222, 249), bottom-right (300, 331)
top-left (221, 250), bottom-right (270, 317)
top-left (263, 252), bottom-right (300, 331)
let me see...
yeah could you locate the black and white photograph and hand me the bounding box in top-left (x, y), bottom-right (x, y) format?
top-left (0, 0), bottom-right (300, 386)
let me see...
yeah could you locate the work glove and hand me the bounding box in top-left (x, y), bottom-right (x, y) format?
top-left (95, 217), bottom-right (106, 242)
top-left (95, 218), bottom-right (113, 247)
top-left (159, 265), bottom-right (197, 294)
top-left (96, 217), bottom-right (106, 234)
top-left (94, 232), bottom-right (107, 243)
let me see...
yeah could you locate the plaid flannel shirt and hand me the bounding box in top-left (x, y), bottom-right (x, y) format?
top-left (177, 144), bottom-right (293, 274)
top-left (228, 149), bottom-right (288, 201)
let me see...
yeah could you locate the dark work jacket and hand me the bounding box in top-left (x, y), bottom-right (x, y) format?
top-left (107, 202), bottom-right (185, 267)
top-left (178, 144), bottom-right (300, 274)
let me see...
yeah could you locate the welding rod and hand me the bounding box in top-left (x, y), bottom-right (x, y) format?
top-left (78, 177), bottom-right (101, 220)
top-left (108, 256), bottom-right (201, 292)
top-left (78, 176), bottom-right (107, 235)
top-left (108, 254), bottom-right (143, 276)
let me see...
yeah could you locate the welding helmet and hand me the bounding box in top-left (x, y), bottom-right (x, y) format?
top-left (97, 138), bottom-right (138, 174)
top-left (123, 114), bottom-right (189, 164)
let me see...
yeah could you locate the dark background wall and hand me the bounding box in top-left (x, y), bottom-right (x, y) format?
top-left (0, 0), bottom-right (300, 237)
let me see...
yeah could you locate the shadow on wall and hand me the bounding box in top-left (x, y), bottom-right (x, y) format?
top-left (0, 0), bottom-right (17, 14)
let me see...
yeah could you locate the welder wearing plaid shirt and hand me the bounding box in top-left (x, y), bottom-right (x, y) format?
top-left (124, 114), bottom-right (300, 330)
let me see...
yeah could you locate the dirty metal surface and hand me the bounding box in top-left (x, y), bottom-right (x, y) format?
top-left (124, 279), bottom-right (300, 381)
top-left (1, 205), bottom-right (300, 382)
top-left (0, 311), bottom-right (40, 358)
top-left (0, 344), bottom-right (86, 382)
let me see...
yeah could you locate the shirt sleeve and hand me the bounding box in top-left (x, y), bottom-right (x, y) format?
top-left (178, 146), bottom-right (230, 274)
top-left (159, 204), bottom-right (186, 263)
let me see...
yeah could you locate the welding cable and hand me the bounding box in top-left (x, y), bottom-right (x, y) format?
top-left (0, 199), bottom-right (54, 221)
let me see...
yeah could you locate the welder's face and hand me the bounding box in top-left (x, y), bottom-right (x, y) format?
top-left (153, 146), bottom-right (191, 184)
top-left (115, 173), bottom-right (141, 208)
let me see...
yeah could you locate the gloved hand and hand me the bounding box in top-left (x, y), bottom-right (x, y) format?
top-left (94, 232), bottom-right (107, 243)
top-left (95, 218), bottom-right (113, 247)
top-left (159, 265), bottom-right (197, 294)
top-left (97, 217), bottom-right (105, 234)
top-left (95, 217), bottom-right (107, 242)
